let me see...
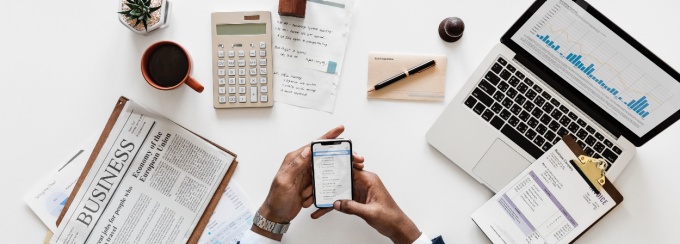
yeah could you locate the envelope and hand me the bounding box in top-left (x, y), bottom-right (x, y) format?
top-left (367, 52), bottom-right (447, 101)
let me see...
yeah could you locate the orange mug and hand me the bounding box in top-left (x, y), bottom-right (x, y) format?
top-left (141, 41), bottom-right (204, 93)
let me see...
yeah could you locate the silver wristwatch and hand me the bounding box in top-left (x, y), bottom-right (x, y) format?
top-left (253, 212), bottom-right (290, 234)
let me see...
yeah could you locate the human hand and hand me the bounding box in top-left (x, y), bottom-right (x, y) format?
top-left (313, 170), bottom-right (421, 244)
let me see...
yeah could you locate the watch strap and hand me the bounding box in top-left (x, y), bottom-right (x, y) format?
top-left (253, 212), bottom-right (290, 234)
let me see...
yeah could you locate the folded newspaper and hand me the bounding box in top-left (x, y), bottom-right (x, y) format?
top-left (50, 97), bottom-right (236, 244)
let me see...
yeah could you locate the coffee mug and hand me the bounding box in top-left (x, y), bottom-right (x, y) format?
top-left (141, 41), bottom-right (204, 93)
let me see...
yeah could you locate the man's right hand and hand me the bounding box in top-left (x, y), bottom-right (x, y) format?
top-left (313, 170), bottom-right (421, 244)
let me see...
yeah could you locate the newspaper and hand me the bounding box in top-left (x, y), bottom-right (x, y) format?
top-left (50, 100), bottom-right (235, 244)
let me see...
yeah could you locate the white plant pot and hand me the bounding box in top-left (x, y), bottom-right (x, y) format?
top-left (118, 0), bottom-right (171, 35)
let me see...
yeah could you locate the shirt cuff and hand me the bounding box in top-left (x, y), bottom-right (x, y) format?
top-left (240, 229), bottom-right (281, 244)
top-left (412, 232), bottom-right (432, 244)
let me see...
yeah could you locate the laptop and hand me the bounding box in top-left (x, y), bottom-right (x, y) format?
top-left (426, 0), bottom-right (680, 192)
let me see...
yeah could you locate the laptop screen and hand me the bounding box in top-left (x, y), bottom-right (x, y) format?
top-left (509, 0), bottom-right (680, 138)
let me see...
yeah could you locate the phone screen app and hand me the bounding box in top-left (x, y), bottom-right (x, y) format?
top-left (312, 142), bottom-right (352, 207)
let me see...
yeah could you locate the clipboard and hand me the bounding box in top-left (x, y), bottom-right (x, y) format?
top-left (54, 96), bottom-right (239, 244)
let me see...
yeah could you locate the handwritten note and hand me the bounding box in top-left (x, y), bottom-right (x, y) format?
top-left (198, 183), bottom-right (254, 244)
top-left (272, 0), bottom-right (354, 113)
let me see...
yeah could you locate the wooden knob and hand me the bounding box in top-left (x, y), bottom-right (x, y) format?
top-left (279, 0), bottom-right (306, 18)
top-left (438, 17), bottom-right (465, 42)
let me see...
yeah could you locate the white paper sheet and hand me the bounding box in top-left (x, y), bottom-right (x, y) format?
top-left (272, 0), bottom-right (355, 113)
top-left (198, 183), bottom-right (255, 244)
top-left (23, 135), bottom-right (98, 232)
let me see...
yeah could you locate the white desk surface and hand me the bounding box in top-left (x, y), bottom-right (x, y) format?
top-left (2, 0), bottom-right (679, 243)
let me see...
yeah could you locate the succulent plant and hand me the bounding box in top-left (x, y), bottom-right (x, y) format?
top-left (118, 0), bottom-right (161, 32)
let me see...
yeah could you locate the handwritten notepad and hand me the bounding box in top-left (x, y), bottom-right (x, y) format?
top-left (272, 0), bottom-right (355, 113)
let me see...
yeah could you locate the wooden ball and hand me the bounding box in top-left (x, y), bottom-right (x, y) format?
top-left (438, 17), bottom-right (465, 42)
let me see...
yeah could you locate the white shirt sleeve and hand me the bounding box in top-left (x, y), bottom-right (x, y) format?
top-left (239, 229), bottom-right (281, 244)
top-left (412, 232), bottom-right (432, 244)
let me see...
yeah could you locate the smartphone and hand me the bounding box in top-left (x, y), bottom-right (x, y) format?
top-left (311, 139), bottom-right (353, 208)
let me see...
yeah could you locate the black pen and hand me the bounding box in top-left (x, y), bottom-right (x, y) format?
top-left (367, 59), bottom-right (436, 93)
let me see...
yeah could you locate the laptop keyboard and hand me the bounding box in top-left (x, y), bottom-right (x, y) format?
top-left (464, 56), bottom-right (623, 168)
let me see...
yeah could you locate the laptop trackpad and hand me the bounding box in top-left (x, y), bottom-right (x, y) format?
top-left (473, 139), bottom-right (531, 192)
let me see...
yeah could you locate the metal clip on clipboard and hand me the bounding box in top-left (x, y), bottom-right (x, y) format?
top-left (570, 155), bottom-right (609, 194)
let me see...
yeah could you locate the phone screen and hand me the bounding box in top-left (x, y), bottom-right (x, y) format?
top-left (312, 140), bottom-right (352, 208)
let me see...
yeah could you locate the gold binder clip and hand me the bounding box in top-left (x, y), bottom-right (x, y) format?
top-left (570, 155), bottom-right (609, 194)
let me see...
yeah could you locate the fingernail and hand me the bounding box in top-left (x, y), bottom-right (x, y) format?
top-left (333, 201), bottom-right (341, 209)
top-left (301, 147), bottom-right (310, 159)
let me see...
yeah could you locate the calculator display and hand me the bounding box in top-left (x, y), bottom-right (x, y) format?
top-left (216, 24), bottom-right (266, 36)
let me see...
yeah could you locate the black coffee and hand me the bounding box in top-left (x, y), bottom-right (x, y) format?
top-left (147, 44), bottom-right (189, 88)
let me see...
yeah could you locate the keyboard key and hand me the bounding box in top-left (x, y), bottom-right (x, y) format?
top-left (586, 125), bottom-right (595, 134)
top-left (528, 118), bottom-right (539, 127)
top-left (585, 136), bottom-right (597, 146)
top-left (544, 131), bottom-right (556, 142)
top-left (559, 116), bottom-right (572, 127)
top-left (542, 103), bottom-right (554, 114)
top-left (508, 116), bottom-right (520, 127)
top-left (497, 57), bottom-right (508, 66)
top-left (525, 129), bottom-right (537, 140)
top-left (533, 137), bottom-right (545, 147)
top-left (550, 109), bottom-right (563, 120)
top-left (517, 83), bottom-right (529, 93)
top-left (531, 108), bottom-right (543, 119)
top-left (516, 71), bottom-right (526, 79)
top-left (502, 98), bottom-right (513, 108)
top-left (584, 147), bottom-right (594, 156)
top-left (534, 96), bottom-right (546, 107)
top-left (472, 88), bottom-right (493, 106)
top-left (594, 132), bottom-right (604, 141)
top-left (523, 77), bottom-right (533, 86)
top-left (491, 63), bottom-right (503, 74)
top-left (576, 129), bottom-right (588, 140)
top-left (464, 96), bottom-right (477, 108)
top-left (481, 109), bottom-right (494, 121)
top-left (519, 111), bottom-right (531, 121)
top-left (533, 85), bottom-right (543, 94)
top-left (478, 79), bottom-right (497, 95)
top-left (602, 148), bottom-right (618, 163)
top-left (593, 142), bottom-right (605, 152)
top-left (485, 71), bottom-right (501, 85)
top-left (506, 88), bottom-right (518, 99)
top-left (568, 112), bottom-right (578, 120)
top-left (603, 139), bottom-right (614, 148)
top-left (536, 124), bottom-right (548, 135)
top-left (557, 127), bottom-right (569, 137)
top-left (577, 140), bottom-right (586, 149)
top-left (493, 91), bottom-right (505, 102)
top-left (508, 76), bottom-right (520, 86)
top-left (506, 64), bottom-right (516, 73)
top-left (490, 116), bottom-right (505, 129)
top-left (525, 89), bottom-right (537, 100)
top-left (260, 86), bottom-right (268, 93)
top-left (541, 90), bottom-right (551, 100)
top-left (522, 101), bottom-right (535, 112)
top-left (260, 94), bottom-right (269, 102)
top-left (542, 142), bottom-right (551, 151)
top-left (514, 95), bottom-right (526, 105)
top-left (550, 98), bottom-right (560, 106)
top-left (540, 114), bottom-right (552, 125)
top-left (250, 87), bottom-right (258, 102)
top-left (510, 104), bottom-right (522, 115)
top-left (500, 70), bottom-right (512, 80)
top-left (491, 103), bottom-right (503, 113)
top-left (228, 95), bottom-right (236, 103)
top-left (239, 95), bottom-right (247, 103)
top-left (473, 103), bottom-right (485, 115)
top-left (501, 125), bottom-right (544, 158)
top-left (517, 123), bottom-right (528, 133)
top-left (559, 105), bottom-right (569, 113)
top-left (577, 118), bottom-right (587, 127)
top-left (568, 122), bottom-right (580, 134)
top-left (548, 121), bottom-right (560, 131)
top-left (500, 109), bottom-right (512, 120)
top-left (497, 81), bottom-right (510, 92)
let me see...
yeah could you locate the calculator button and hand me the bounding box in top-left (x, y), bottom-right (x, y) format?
top-left (260, 68), bottom-right (268, 75)
top-left (260, 95), bottom-right (268, 102)
top-left (218, 95), bottom-right (227, 104)
top-left (228, 51), bottom-right (235, 57)
top-left (238, 50), bottom-right (245, 57)
top-left (238, 59), bottom-right (246, 67)
top-left (259, 59), bottom-right (267, 66)
top-left (239, 86), bottom-right (246, 94)
top-left (229, 69), bottom-right (236, 76)
top-left (260, 42), bottom-right (266, 49)
top-left (228, 87), bottom-right (236, 94)
top-left (239, 77), bottom-right (246, 85)
top-left (250, 77), bottom-right (257, 84)
top-left (260, 86), bottom-right (268, 93)
top-left (229, 96), bottom-right (236, 103)
top-left (217, 50), bottom-right (225, 58)
top-left (259, 50), bottom-right (266, 57)
top-left (218, 69), bottom-right (226, 76)
top-left (218, 87), bottom-right (226, 94)
top-left (260, 77), bottom-right (267, 84)
top-left (227, 60), bottom-right (235, 67)
top-left (250, 87), bottom-right (258, 102)
top-left (250, 50), bottom-right (257, 57)
top-left (238, 68), bottom-right (246, 76)
top-left (218, 78), bottom-right (226, 85)
top-left (239, 95), bottom-right (247, 103)
top-left (228, 78), bottom-right (236, 85)
top-left (249, 59), bottom-right (257, 67)
top-left (217, 59), bottom-right (226, 67)
top-left (250, 68), bottom-right (257, 75)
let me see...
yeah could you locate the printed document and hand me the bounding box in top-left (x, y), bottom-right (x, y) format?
top-left (272, 0), bottom-right (354, 113)
top-left (24, 135), bottom-right (98, 232)
top-left (472, 140), bottom-right (617, 244)
top-left (50, 100), bottom-right (235, 244)
top-left (198, 183), bottom-right (255, 244)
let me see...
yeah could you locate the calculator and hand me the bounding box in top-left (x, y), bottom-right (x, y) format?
top-left (211, 11), bottom-right (273, 108)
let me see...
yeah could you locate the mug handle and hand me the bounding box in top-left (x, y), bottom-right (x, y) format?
top-left (185, 76), bottom-right (204, 93)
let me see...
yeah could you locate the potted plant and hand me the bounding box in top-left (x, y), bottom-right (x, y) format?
top-left (118, 0), bottom-right (171, 35)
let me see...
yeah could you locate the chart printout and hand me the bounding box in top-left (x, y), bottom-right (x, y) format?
top-left (511, 0), bottom-right (680, 136)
